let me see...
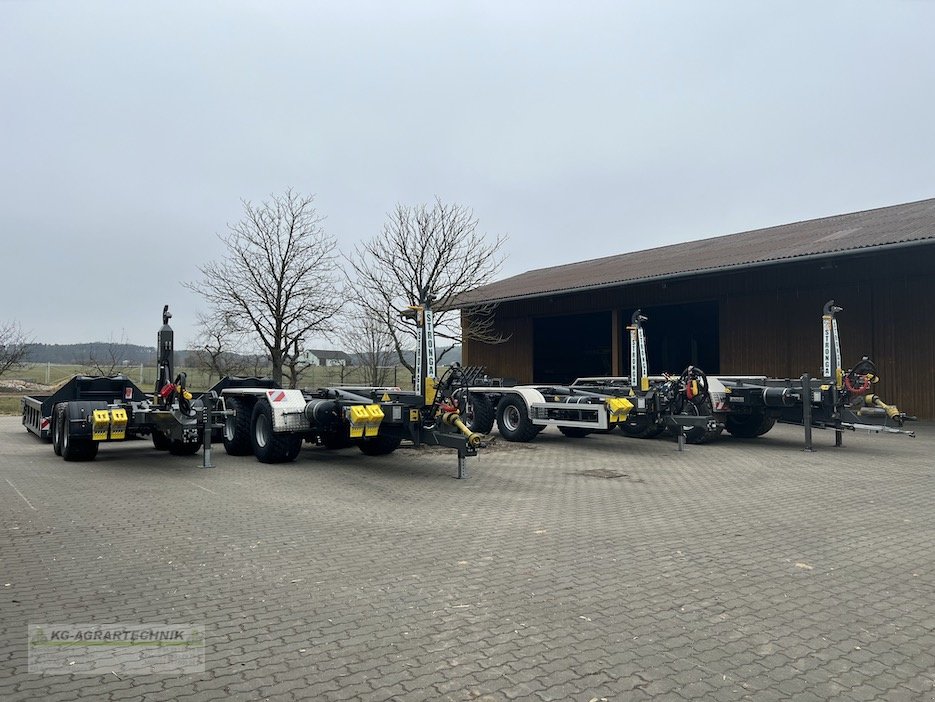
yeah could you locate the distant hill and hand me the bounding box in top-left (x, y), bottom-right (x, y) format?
top-left (25, 343), bottom-right (158, 365)
top-left (346, 346), bottom-right (461, 367)
top-left (25, 342), bottom-right (462, 367)
top-left (26, 343), bottom-right (215, 366)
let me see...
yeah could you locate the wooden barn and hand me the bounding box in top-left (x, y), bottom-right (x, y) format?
top-left (457, 198), bottom-right (935, 419)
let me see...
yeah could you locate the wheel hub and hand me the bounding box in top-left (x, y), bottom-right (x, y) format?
top-left (504, 406), bottom-right (520, 432)
top-left (255, 413), bottom-right (269, 448)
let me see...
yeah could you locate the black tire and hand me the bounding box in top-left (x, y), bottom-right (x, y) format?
top-left (321, 432), bottom-right (354, 450)
top-left (169, 437), bottom-right (202, 456)
top-left (251, 400), bottom-right (302, 463)
top-left (60, 415), bottom-right (99, 462)
top-left (286, 437), bottom-right (303, 462)
top-left (152, 430), bottom-right (171, 451)
top-left (496, 396), bottom-right (539, 443)
top-left (52, 403), bottom-right (65, 456)
top-left (667, 397), bottom-right (722, 445)
top-left (222, 397), bottom-right (253, 456)
top-left (59, 422), bottom-right (73, 460)
top-left (725, 413), bottom-right (777, 438)
top-left (455, 391), bottom-right (495, 434)
top-left (756, 415), bottom-right (777, 436)
top-left (558, 426), bottom-right (591, 438)
top-left (619, 413), bottom-right (665, 439)
top-left (358, 435), bottom-right (402, 456)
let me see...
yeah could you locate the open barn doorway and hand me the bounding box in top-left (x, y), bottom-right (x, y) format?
top-left (630, 301), bottom-right (719, 374)
top-left (533, 311), bottom-right (612, 383)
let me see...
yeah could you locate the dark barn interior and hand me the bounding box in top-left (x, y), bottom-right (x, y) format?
top-left (533, 312), bottom-right (612, 383)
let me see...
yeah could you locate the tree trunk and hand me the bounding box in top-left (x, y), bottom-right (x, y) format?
top-left (270, 349), bottom-right (283, 386)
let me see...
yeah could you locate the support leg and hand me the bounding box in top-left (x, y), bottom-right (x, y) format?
top-left (457, 452), bottom-right (468, 479)
top-left (802, 374), bottom-right (814, 453)
top-left (201, 398), bottom-right (215, 469)
top-left (835, 430), bottom-right (843, 447)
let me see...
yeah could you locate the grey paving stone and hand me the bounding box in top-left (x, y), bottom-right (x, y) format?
top-left (1, 417), bottom-right (933, 701)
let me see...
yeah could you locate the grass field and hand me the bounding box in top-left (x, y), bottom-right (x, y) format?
top-left (0, 397), bottom-right (21, 416)
top-left (8, 362), bottom-right (247, 390)
top-left (0, 362), bottom-right (415, 416)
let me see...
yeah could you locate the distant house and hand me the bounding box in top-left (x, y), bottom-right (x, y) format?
top-left (303, 350), bottom-right (351, 367)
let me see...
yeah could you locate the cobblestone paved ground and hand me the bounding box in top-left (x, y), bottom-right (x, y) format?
top-left (1, 415), bottom-right (933, 701)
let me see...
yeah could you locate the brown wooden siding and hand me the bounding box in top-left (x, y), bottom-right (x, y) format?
top-left (461, 314), bottom-right (533, 384)
top-left (463, 245), bottom-right (935, 418)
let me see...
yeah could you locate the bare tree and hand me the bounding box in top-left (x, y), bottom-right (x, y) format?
top-left (282, 338), bottom-right (313, 389)
top-left (340, 307), bottom-right (395, 386)
top-left (247, 353), bottom-right (270, 378)
top-left (189, 312), bottom-right (252, 384)
top-left (347, 198), bottom-right (507, 375)
top-left (0, 321), bottom-right (31, 380)
top-left (186, 189), bottom-right (343, 385)
top-left (84, 332), bottom-right (131, 376)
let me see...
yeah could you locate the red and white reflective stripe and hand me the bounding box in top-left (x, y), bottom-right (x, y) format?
top-left (270, 390), bottom-right (286, 403)
top-left (40, 418), bottom-right (50, 430)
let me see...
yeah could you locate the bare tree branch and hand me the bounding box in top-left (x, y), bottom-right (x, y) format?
top-left (282, 337), bottom-right (314, 389)
top-left (185, 189), bottom-right (344, 385)
top-left (84, 331), bottom-right (131, 377)
top-left (339, 306), bottom-right (396, 387)
top-left (0, 321), bottom-right (31, 380)
top-left (188, 312), bottom-right (253, 384)
top-left (346, 198), bottom-right (507, 374)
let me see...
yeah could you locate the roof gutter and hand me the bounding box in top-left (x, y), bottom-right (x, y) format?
top-left (453, 238), bottom-right (935, 308)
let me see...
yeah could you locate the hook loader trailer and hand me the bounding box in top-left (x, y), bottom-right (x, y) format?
top-left (447, 366), bottom-right (647, 444)
top-left (449, 312), bottom-right (716, 445)
top-left (572, 300), bottom-right (915, 448)
top-left (23, 304), bottom-right (484, 477)
top-left (215, 299), bottom-right (484, 477)
top-left (455, 299), bottom-right (914, 449)
top-left (21, 306), bottom-right (265, 461)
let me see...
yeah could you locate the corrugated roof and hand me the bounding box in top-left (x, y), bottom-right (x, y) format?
top-left (455, 197), bottom-right (935, 307)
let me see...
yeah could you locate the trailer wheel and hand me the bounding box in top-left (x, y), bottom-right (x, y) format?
top-left (725, 413), bottom-right (776, 438)
top-left (286, 437), bottom-right (303, 461)
top-left (321, 433), bottom-right (354, 450)
top-left (169, 438), bottom-right (202, 456)
top-left (359, 435), bottom-right (402, 456)
top-left (558, 426), bottom-right (591, 438)
top-left (60, 414), bottom-right (99, 462)
top-left (620, 414), bottom-right (665, 439)
top-left (756, 415), bottom-right (777, 436)
top-left (52, 403), bottom-right (65, 456)
top-left (251, 399), bottom-right (302, 463)
top-left (454, 391), bottom-right (495, 434)
top-left (152, 430), bottom-right (171, 451)
top-left (496, 396), bottom-right (539, 442)
top-left (222, 397), bottom-right (253, 455)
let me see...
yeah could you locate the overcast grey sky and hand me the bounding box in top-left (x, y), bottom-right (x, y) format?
top-left (2, 0), bottom-right (934, 347)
